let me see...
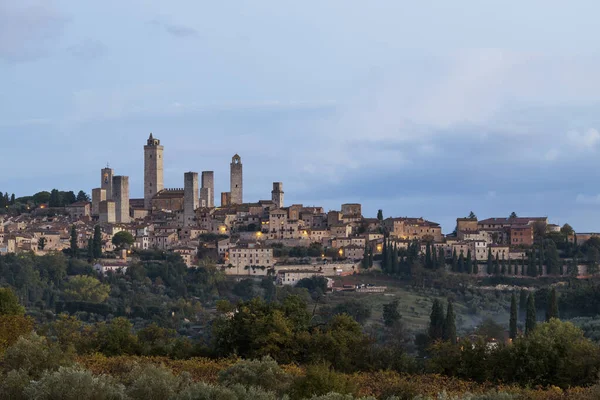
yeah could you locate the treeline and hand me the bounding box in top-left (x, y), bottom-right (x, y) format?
top-left (1, 189), bottom-right (90, 212)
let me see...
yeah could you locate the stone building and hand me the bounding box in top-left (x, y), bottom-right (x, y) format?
top-left (152, 189), bottom-right (184, 212)
top-left (144, 133), bottom-right (164, 210)
top-left (341, 203), bottom-right (362, 217)
top-left (184, 172), bottom-right (199, 227)
top-left (112, 176), bottom-right (130, 223)
top-left (227, 242), bottom-right (274, 270)
top-left (101, 167), bottom-right (114, 200)
top-left (91, 188), bottom-right (106, 216)
top-left (66, 202), bottom-right (91, 219)
top-left (221, 192), bottom-right (231, 207)
top-left (271, 182), bottom-right (284, 208)
top-left (200, 171), bottom-right (214, 208)
top-left (230, 154), bottom-right (243, 205)
top-left (99, 200), bottom-right (116, 224)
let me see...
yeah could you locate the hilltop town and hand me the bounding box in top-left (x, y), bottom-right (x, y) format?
top-left (0, 134), bottom-right (592, 282)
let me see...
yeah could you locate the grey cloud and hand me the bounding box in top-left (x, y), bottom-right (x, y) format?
top-left (67, 39), bottom-right (106, 61)
top-left (150, 19), bottom-right (197, 38)
top-left (0, 1), bottom-right (68, 63)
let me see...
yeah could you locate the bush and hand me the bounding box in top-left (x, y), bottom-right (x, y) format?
top-left (290, 364), bottom-right (356, 400)
top-left (218, 356), bottom-right (294, 395)
top-left (23, 366), bottom-right (126, 400)
top-left (176, 382), bottom-right (277, 400)
top-left (125, 364), bottom-right (190, 400)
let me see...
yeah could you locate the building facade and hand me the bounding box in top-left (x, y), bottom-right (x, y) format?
top-left (144, 133), bottom-right (164, 210)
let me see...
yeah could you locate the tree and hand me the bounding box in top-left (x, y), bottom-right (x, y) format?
top-left (112, 231), bottom-right (134, 249)
top-left (466, 250), bottom-right (473, 274)
top-left (509, 211), bottom-right (518, 219)
top-left (443, 302), bottom-right (457, 344)
top-left (382, 299), bottom-right (401, 327)
top-left (486, 248), bottom-right (493, 275)
top-left (587, 246), bottom-right (599, 275)
top-left (69, 225), bottom-right (78, 258)
top-left (93, 225), bottom-right (102, 258)
top-left (361, 245), bottom-right (370, 269)
top-left (63, 275), bottom-right (110, 303)
top-left (38, 236), bottom-right (47, 251)
top-left (391, 243), bottom-right (399, 274)
top-left (526, 292), bottom-right (536, 336)
top-left (457, 252), bottom-right (464, 273)
top-left (10, 193), bottom-right (15, 205)
top-left (546, 288), bottom-right (559, 321)
top-left (63, 191), bottom-right (76, 205)
top-left (561, 223), bottom-right (574, 236)
top-left (49, 189), bottom-right (62, 207)
top-left (510, 293), bottom-right (518, 340)
top-left (377, 209), bottom-right (383, 221)
top-left (332, 299), bottom-right (372, 325)
top-left (545, 240), bottom-right (560, 275)
top-left (428, 299), bottom-right (445, 341)
top-left (0, 288), bottom-right (25, 316)
top-left (493, 253), bottom-right (500, 275)
top-left (468, 211), bottom-right (476, 219)
top-left (425, 242), bottom-right (432, 269)
top-left (76, 190), bottom-right (90, 202)
top-left (519, 289), bottom-right (528, 319)
top-left (437, 247), bottom-right (445, 270)
top-left (451, 249), bottom-right (457, 272)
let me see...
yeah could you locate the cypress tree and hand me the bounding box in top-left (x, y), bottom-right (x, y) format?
top-left (428, 299), bottom-right (445, 341)
top-left (438, 247), bottom-right (445, 270)
top-left (10, 193), bottom-right (15, 205)
top-left (507, 258), bottom-right (513, 275)
top-left (457, 252), bottom-right (465, 273)
top-left (487, 248), bottom-right (493, 275)
top-left (466, 249), bottom-right (473, 274)
top-left (546, 288), bottom-right (559, 321)
top-left (528, 250), bottom-right (537, 277)
top-left (93, 225), bottom-right (102, 258)
top-left (501, 257), bottom-right (506, 275)
top-left (519, 289), bottom-right (528, 318)
top-left (425, 242), bottom-right (432, 269)
top-left (538, 245), bottom-right (544, 276)
top-left (391, 243), bottom-right (399, 274)
top-left (70, 225), bottom-right (79, 258)
top-left (368, 246), bottom-right (373, 268)
top-left (443, 301), bottom-right (457, 344)
top-left (521, 256), bottom-right (525, 276)
top-left (432, 245), bottom-right (438, 270)
top-left (509, 293), bottom-right (518, 340)
top-left (87, 237), bottom-right (94, 262)
top-left (494, 253), bottom-right (500, 275)
top-left (381, 239), bottom-right (388, 272)
top-left (451, 249), bottom-right (458, 272)
top-left (362, 245), bottom-right (370, 269)
top-left (525, 292), bottom-right (536, 336)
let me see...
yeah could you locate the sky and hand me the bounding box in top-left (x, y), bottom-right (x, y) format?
top-left (2, 0), bottom-right (600, 232)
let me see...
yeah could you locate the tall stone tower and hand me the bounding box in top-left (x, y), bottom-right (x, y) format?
top-left (144, 133), bottom-right (164, 210)
top-left (272, 182), bottom-right (284, 208)
top-left (230, 154), bottom-right (243, 205)
top-left (99, 200), bottom-right (116, 224)
top-left (184, 172), bottom-right (199, 226)
top-left (112, 176), bottom-right (130, 224)
top-left (91, 188), bottom-right (107, 216)
top-left (101, 167), bottom-right (114, 200)
top-left (200, 171), bottom-right (214, 208)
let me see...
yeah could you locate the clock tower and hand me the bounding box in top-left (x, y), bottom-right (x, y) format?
top-left (144, 133), bottom-right (164, 210)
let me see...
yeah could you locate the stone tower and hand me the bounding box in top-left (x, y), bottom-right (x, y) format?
top-left (230, 154), bottom-right (243, 205)
top-left (91, 188), bottom-right (107, 216)
top-left (112, 176), bottom-right (130, 223)
top-left (184, 172), bottom-right (199, 226)
top-left (271, 182), bottom-right (284, 208)
top-left (144, 133), bottom-right (164, 210)
top-left (99, 200), bottom-right (116, 224)
top-left (101, 167), bottom-right (114, 200)
top-left (200, 171), bottom-right (214, 208)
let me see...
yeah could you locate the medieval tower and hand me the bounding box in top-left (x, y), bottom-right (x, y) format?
top-left (112, 176), bottom-right (130, 224)
top-left (101, 167), bottom-right (114, 200)
top-left (184, 172), bottom-right (199, 226)
top-left (230, 154), bottom-right (243, 205)
top-left (200, 171), bottom-right (214, 208)
top-left (272, 182), bottom-right (284, 208)
top-left (144, 133), bottom-right (164, 210)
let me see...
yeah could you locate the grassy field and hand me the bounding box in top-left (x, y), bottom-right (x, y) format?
top-left (327, 274), bottom-right (508, 334)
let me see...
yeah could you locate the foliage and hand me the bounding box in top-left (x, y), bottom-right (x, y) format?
top-left (383, 300), bottom-right (401, 327)
top-left (112, 231), bottom-right (135, 249)
top-left (63, 275), bottom-right (110, 303)
top-left (0, 287), bottom-right (25, 315)
top-left (290, 363), bottom-right (357, 399)
top-left (332, 299), bottom-right (372, 325)
top-left (218, 356), bottom-right (294, 395)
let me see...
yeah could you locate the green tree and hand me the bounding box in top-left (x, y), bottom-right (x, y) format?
top-left (49, 189), bottom-right (62, 207)
top-left (377, 209), bottom-right (383, 221)
top-left (587, 246), bottom-right (599, 275)
top-left (443, 302), bottom-right (457, 344)
top-left (468, 211), bottom-right (476, 219)
top-left (510, 293), bottom-right (518, 339)
top-left (38, 236), bottom-right (47, 251)
top-left (361, 245), bottom-right (370, 269)
top-left (546, 287), bottom-right (559, 321)
top-left (526, 292), bottom-right (536, 336)
top-left (69, 225), bottom-right (78, 257)
top-left (95, 317), bottom-right (139, 356)
top-left (63, 275), bottom-right (110, 303)
top-left (218, 356), bottom-right (293, 396)
top-left (509, 211), bottom-right (518, 218)
top-left (332, 299), bottom-right (372, 325)
top-left (466, 250), bottom-right (473, 274)
top-left (87, 238), bottom-right (94, 261)
top-left (457, 252), bottom-right (464, 273)
top-left (382, 299), bottom-right (401, 327)
top-left (428, 299), bottom-right (445, 341)
top-left (112, 231), bottom-right (134, 249)
top-left (561, 223), bottom-right (574, 236)
top-left (76, 190), bottom-right (90, 202)
top-left (486, 248), bottom-right (493, 275)
top-left (493, 253), bottom-right (500, 275)
top-left (451, 249), bottom-right (457, 272)
top-left (93, 225), bottom-right (102, 258)
top-left (519, 289), bottom-right (528, 318)
top-left (0, 288), bottom-right (25, 315)
top-left (437, 247), bottom-right (445, 270)
top-left (546, 240), bottom-right (560, 275)
top-left (425, 242), bottom-right (432, 269)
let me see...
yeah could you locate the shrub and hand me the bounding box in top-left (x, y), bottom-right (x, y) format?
top-left (218, 356), bottom-right (293, 395)
top-left (290, 364), bottom-right (356, 400)
top-left (176, 382), bottom-right (277, 400)
top-left (125, 364), bottom-right (190, 400)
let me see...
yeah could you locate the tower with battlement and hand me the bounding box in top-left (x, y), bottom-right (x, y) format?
top-left (112, 176), bottom-right (130, 223)
top-left (101, 167), bottom-right (114, 200)
top-left (272, 182), bottom-right (284, 208)
top-left (184, 172), bottom-right (199, 226)
top-left (200, 171), bottom-right (214, 208)
top-left (144, 133), bottom-right (164, 210)
top-left (91, 188), bottom-right (106, 216)
top-left (230, 154), bottom-right (243, 205)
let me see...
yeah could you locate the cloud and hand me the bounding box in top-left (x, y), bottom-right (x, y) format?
top-left (567, 128), bottom-right (600, 151)
top-left (0, 1), bottom-right (68, 63)
top-left (67, 38), bottom-right (106, 61)
top-left (150, 19), bottom-right (197, 38)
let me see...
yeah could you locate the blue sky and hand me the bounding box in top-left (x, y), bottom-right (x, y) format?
top-left (2, 0), bottom-right (600, 232)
